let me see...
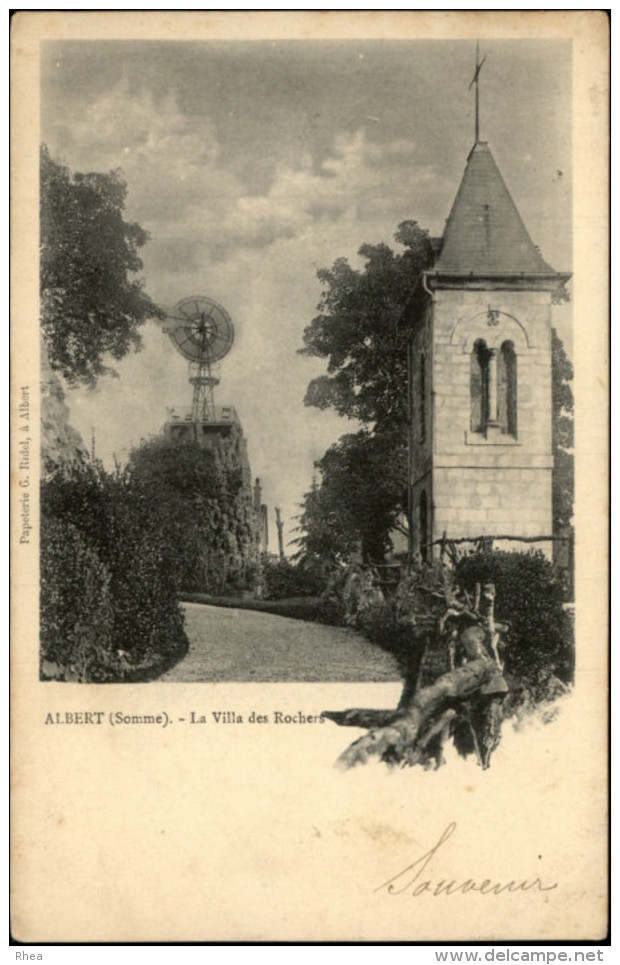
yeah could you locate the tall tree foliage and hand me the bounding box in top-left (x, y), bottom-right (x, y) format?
top-left (300, 221), bottom-right (433, 430)
top-left (297, 222), bottom-right (432, 562)
top-left (40, 144), bottom-right (163, 387)
top-left (39, 150), bottom-right (184, 681)
top-left (294, 429), bottom-right (408, 564)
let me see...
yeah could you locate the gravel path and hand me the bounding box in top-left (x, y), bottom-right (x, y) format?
top-left (160, 603), bottom-right (401, 682)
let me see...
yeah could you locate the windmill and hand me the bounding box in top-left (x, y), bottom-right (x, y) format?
top-left (163, 295), bottom-right (235, 423)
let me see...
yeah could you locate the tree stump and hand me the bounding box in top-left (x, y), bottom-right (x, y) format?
top-left (323, 579), bottom-right (509, 770)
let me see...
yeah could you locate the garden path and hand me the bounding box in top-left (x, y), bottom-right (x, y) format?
top-left (160, 602), bottom-right (400, 683)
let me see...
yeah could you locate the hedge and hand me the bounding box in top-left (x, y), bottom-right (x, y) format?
top-left (40, 461), bottom-right (188, 682)
top-left (261, 557), bottom-right (327, 600)
top-left (456, 549), bottom-right (574, 697)
top-left (40, 516), bottom-right (114, 681)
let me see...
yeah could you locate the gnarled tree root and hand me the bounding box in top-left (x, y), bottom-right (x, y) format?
top-left (323, 658), bottom-right (496, 770)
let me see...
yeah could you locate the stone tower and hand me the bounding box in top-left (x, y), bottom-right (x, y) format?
top-left (409, 141), bottom-right (570, 560)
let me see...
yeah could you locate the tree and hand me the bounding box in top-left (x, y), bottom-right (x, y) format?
top-left (39, 150), bottom-right (184, 682)
top-left (551, 329), bottom-right (574, 535)
top-left (300, 221), bottom-right (433, 430)
top-left (40, 144), bottom-right (163, 387)
top-left (128, 433), bottom-right (260, 594)
top-left (294, 428), bottom-right (408, 564)
top-left (293, 476), bottom-right (354, 567)
top-left (297, 221), bottom-right (433, 562)
top-left (323, 566), bottom-right (511, 770)
top-left (322, 549), bottom-right (573, 770)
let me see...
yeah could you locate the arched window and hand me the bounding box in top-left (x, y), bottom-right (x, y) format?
top-left (470, 339), bottom-right (490, 432)
top-left (470, 338), bottom-right (517, 437)
top-left (497, 341), bottom-right (517, 436)
top-left (419, 490), bottom-right (428, 561)
top-left (419, 354), bottom-right (426, 444)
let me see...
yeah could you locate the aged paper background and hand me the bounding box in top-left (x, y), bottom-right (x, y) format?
top-left (11, 11), bottom-right (609, 942)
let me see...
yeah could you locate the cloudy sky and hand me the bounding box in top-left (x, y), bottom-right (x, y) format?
top-left (41, 38), bottom-right (571, 550)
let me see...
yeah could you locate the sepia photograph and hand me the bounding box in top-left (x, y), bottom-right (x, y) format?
top-left (11, 11), bottom-right (608, 943)
top-left (37, 30), bottom-right (576, 767)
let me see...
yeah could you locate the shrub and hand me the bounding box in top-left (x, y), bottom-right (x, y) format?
top-left (354, 567), bottom-right (446, 686)
top-left (182, 593), bottom-right (324, 623)
top-left (337, 554), bottom-right (573, 708)
top-left (314, 594), bottom-right (346, 627)
top-left (456, 549), bottom-right (574, 698)
top-left (40, 516), bottom-right (115, 681)
top-left (262, 557), bottom-right (325, 600)
top-left (41, 460), bottom-right (188, 681)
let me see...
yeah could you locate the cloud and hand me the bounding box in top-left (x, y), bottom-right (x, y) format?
top-left (48, 83), bottom-right (440, 280)
top-left (49, 82), bottom-right (446, 545)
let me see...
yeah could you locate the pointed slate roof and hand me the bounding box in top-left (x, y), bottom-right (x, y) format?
top-left (435, 141), bottom-right (555, 275)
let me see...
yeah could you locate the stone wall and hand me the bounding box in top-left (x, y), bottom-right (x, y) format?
top-left (414, 288), bottom-right (554, 558)
top-left (410, 301), bottom-right (433, 556)
top-left (433, 466), bottom-right (553, 537)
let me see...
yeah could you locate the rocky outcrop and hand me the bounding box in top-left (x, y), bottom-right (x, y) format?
top-left (40, 342), bottom-right (88, 473)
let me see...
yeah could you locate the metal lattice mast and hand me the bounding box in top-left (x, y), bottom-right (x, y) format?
top-left (189, 359), bottom-right (219, 422)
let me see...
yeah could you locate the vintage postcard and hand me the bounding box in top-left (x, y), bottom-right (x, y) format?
top-left (11, 11), bottom-right (609, 943)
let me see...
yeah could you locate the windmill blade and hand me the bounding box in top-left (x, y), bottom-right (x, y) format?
top-left (210, 333), bottom-right (231, 355)
top-left (166, 314), bottom-right (195, 324)
top-left (176, 332), bottom-right (195, 351)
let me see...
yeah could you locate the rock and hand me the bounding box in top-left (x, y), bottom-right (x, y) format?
top-left (40, 341), bottom-right (88, 473)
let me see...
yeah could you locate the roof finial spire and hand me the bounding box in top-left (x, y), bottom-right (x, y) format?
top-left (468, 40), bottom-right (486, 144)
